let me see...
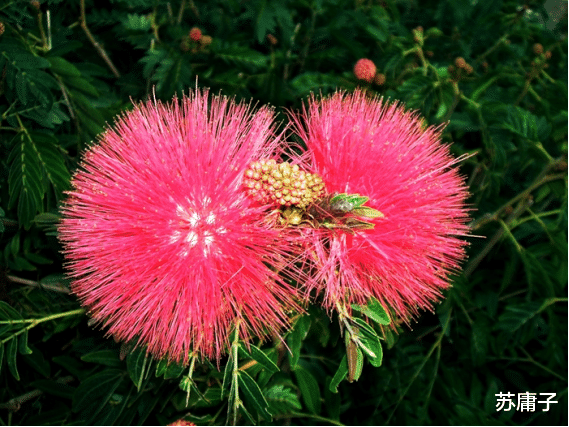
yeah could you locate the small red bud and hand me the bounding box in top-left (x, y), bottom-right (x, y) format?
top-left (374, 73), bottom-right (386, 86)
top-left (189, 27), bottom-right (202, 42)
top-left (533, 43), bottom-right (544, 55)
top-left (353, 58), bottom-right (377, 83)
top-left (454, 57), bottom-right (467, 69)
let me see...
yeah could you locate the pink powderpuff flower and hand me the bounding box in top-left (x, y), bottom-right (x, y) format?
top-left (59, 88), bottom-right (302, 364)
top-left (288, 89), bottom-right (470, 322)
top-left (353, 59), bottom-right (377, 83)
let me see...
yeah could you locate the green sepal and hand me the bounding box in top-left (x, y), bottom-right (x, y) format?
top-left (352, 206), bottom-right (384, 218)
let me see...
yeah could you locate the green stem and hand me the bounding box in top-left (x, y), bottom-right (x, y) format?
top-left (185, 352), bottom-right (197, 406)
top-left (386, 310), bottom-right (452, 424)
top-left (498, 218), bottom-right (523, 253)
top-left (511, 347), bottom-right (567, 382)
top-left (527, 85), bottom-right (543, 103)
top-left (471, 75), bottom-right (500, 101)
top-left (419, 343), bottom-right (441, 424)
top-left (0, 308), bottom-right (85, 345)
top-left (476, 34), bottom-right (509, 63)
top-left (469, 157), bottom-right (565, 232)
top-left (540, 70), bottom-right (556, 84)
top-left (231, 321), bottom-right (241, 426)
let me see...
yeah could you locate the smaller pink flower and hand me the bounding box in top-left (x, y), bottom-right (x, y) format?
top-left (353, 58), bottom-right (377, 83)
top-left (189, 27), bottom-right (202, 41)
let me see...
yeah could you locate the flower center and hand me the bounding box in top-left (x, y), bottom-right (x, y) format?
top-left (243, 160), bottom-right (384, 232)
top-left (243, 159), bottom-right (325, 208)
top-left (169, 199), bottom-right (227, 257)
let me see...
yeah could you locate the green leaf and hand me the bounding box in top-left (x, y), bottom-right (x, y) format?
top-left (238, 370), bottom-right (272, 421)
top-left (8, 136), bottom-right (44, 228)
top-left (216, 44), bottom-right (268, 70)
top-left (496, 301), bottom-right (545, 332)
top-left (294, 366), bottom-right (321, 414)
top-left (0, 301), bottom-right (23, 320)
top-left (124, 13), bottom-right (152, 31)
top-left (81, 350), bottom-right (123, 368)
top-left (18, 329), bottom-right (33, 355)
top-left (126, 347), bottom-right (149, 391)
top-left (221, 352), bottom-right (234, 400)
top-left (290, 72), bottom-right (353, 97)
top-left (64, 76), bottom-right (100, 97)
top-left (22, 345), bottom-right (51, 377)
top-left (47, 56), bottom-right (81, 77)
top-left (72, 369), bottom-right (124, 413)
top-left (30, 131), bottom-right (71, 196)
top-left (324, 377), bottom-right (342, 419)
top-left (352, 298), bottom-right (391, 325)
top-left (243, 345), bottom-right (279, 374)
top-left (357, 329), bottom-right (383, 367)
top-left (31, 379), bottom-right (75, 399)
top-left (239, 404), bottom-right (257, 425)
top-left (52, 355), bottom-right (84, 377)
top-left (155, 358), bottom-right (185, 379)
top-left (10, 52), bottom-right (50, 70)
top-left (265, 384), bottom-right (302, 415)
top-left (287, 315), bottom-right (310, 368)
top-left (502, 106), bottom-right (551, 142)
top-left (33, 212), bottom-right (61, 225)
top-left (397, 74), bottom-right (437, 111)
top-left (350, 318), bottom-right (383, 365)
top-left (0, 344), bottom-right (4, 377)
top-left (7, 338), bottom-right (20, 380)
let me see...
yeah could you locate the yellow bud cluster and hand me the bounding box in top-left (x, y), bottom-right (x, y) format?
top-left (243, 159), bottom-right (325, 208)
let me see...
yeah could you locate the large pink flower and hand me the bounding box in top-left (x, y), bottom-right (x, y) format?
top-left (59, 89), bottom-right (301, 363)
top-left (288, 90), bottom-right (470, 322)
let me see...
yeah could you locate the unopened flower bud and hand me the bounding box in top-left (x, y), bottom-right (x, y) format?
top-left (244, 160), bottom-right (325, 208)
top-left (353, 58), bottom-right (377, 83)
top-left (533, 43), bottom-right (543, 55)
top-left (267, 34), bottom-right (278, 45)
top-left (189, 27), bottom-right (202, 42)
top-left (374, 73), bottom-right (386, 86)
top-left (454, 57), bottom-right (467, 69)
top-left (200, 35), bottom-right (213, 46)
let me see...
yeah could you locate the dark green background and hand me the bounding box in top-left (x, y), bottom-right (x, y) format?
top-left (0, 0), bottom-right (567, 425)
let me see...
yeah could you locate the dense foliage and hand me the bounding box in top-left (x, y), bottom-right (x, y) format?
top-left (0, 0), bottom-right (567, 425)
